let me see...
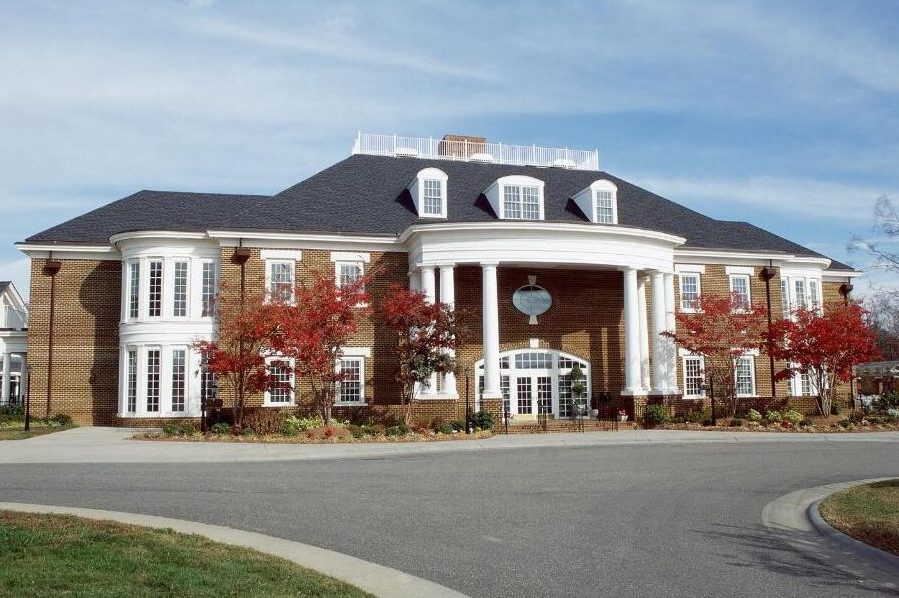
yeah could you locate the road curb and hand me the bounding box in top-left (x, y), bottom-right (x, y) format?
top-left (0, 502), bottom-right (469, 598)
top-left (762, 478), bottom-right (899, 592)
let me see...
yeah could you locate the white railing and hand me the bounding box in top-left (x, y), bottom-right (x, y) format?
top-left (1, 305), bottom-right (27, 330)
top-left (351, 132), bottom-right (599, 171)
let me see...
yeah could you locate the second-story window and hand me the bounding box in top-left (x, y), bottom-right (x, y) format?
top-left (337, 261), bottom-right (363, 288)
top-left (503, 185), bottom-right (540, 220)
top-left (679, 273), bottom-right (700, 310)
top-left (781, 278), bottom-right (790, 317)
top-left (422, 179), bottom-right (443, 216)
top-left (794, 279), bottom-right (807, 310)
top-left (148, 260), bottom-right (163, 317)
top-left (128, 261), bottom-right (140, 319)
top-left (201, 261), bottom-right (216, 317)
top-left (268, 260), bottom-right (294, 302)
top-left (173, 261), bottom-right (188, 317)
top-left (729, 274), bottom-right (750, 309)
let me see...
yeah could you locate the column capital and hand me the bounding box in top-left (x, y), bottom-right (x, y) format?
top-left (480, 261), bottom-right (500, 268)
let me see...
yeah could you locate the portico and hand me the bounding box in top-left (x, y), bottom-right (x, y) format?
top-left (401, 222), bottom-right (685, 407)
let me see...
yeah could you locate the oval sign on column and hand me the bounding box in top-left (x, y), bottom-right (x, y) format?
top-left (512, 285), bottom-right (552, 325)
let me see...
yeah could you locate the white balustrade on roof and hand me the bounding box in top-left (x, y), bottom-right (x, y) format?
top-left (351, 132), bottom-right (600, 171)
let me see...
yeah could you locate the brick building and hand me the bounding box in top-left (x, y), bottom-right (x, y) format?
top-left (17, 133), bottom-right (859, 426)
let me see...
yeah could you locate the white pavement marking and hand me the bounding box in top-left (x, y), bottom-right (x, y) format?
top-left (762, 478), bottom-right (899, 593)
top-left (1, 426), bottom-right (898, 464)
top-left (0, 502), bottom-right (470, 598)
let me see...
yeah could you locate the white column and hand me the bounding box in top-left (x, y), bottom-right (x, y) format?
top-left (638, 275), bottom-right (651, 392)
top-left (1, 353), bottom-right (10, 404)
top-left (420, 266), bottom-right (437, 395)
top-left (664, 272), bottom-right (679, 392)
top-left (482, 263), bottom-right (501, 398)
top-left (650, 271), bottom-right (668, 394)
top-left (19, 355), bottom-right (27, 404)
top-left (408, 269), bottom-right (421, 292)
top-left (622, 268), bottom-right (643, 394)
top-left (439, 265), bottom-right (457, 396)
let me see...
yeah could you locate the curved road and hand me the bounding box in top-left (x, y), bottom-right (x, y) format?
top-left (1, 439), bottom-right (897, 597)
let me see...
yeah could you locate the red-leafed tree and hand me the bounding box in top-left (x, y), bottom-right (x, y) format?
top-left (661, 293), bottom-right (769, 417)
top-left (770, 302), bottom-right (881, 416)
top-left (192, 287), bottom-right (282, 431)
top-left (271, 271), bottom-right (372, 425)
top-left (382, 284), bottom-right (460, 425)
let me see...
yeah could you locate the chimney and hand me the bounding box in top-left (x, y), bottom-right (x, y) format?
top-left (438, 134), bottom-right (487, 159)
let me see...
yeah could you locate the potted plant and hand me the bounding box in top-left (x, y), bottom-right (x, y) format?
top-left (570, 363), bottom-right (587, 419)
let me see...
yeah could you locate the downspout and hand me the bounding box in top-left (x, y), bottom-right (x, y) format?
top-left (233, 241), bottom-right (252, 428)
top-left (43, 254), bottom-right (62, 416)
top-left (762, 262), bottom-right (776, 399)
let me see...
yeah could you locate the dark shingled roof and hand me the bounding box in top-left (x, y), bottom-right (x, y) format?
top-left (24, 154), bottom-right (854, 271)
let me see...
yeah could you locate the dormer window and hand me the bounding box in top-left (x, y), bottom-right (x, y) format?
top-left (484, 175), bottom-right (545, 220)
top-left (409, 167), bottom-right (448, 218)
top-left (573, 180), bottom-right (618, 224)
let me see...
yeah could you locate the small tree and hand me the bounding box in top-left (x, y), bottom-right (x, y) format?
top-left (770, 302), bottom-right (881, 416)
top-left (661, 294), bottom-right (769, 417)
top-left (382, 284), bottom-right (460, 425)
top-left (272, 271), bottom-right (371, 426)
top-left (570, 363), bottom-right (587, 416)
top-left (192, 287), bottom-right (281, 431)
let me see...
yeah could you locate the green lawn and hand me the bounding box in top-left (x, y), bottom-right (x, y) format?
top-left (819, 479), bottom-right (899, 556)
top-left (0, 427), bottom-right (70, 441)
top-left (0, 512), bottom-right (372, 597)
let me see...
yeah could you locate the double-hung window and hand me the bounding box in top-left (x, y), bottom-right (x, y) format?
top-left (266, 360), bottom-right (293, 405)
top-left (781, 278), bottom-right (790, 317)
top-left (267, 260), bottom-right (294, 302)
top-left (171, 349), bottom-right (186, 412)
top-left (734, 356), bottom-right (756, 397)
top-left (337, 357), bottom-right (364, 404)
top-left (172, 261), bottom-right (188, 317)
top-left (679, 273), bottom-right (700, 310)
top-left (808, 279), bottom-right (820, 311)
top-left (595, 190), bottom-right (614, 224)
top-left (422, 179), bottom-right (443, 216)
top-left (125, 349), bottom-right (137, 414)
top-left (794, 279), bottom-right (807, 311)
top-left (503, 185), bottom-right (541, 220)
top-left (148, 260), bottom-right (163, 318)
top-left (146, 348), bottom-right (161, 412)
top-left (128, 261), bottom-right (140, 319)
top-left (729, 274), bottom-right (750, 309)
top-left (201, 261), bottom-right (216, 317)
top-left (683, 355), bottom-right (705, 398)
top-left (336, 261), bottom-right (363, 288)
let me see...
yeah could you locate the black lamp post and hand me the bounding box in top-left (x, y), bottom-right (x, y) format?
top-left (464, 366), bottom-right (472, 434)
top-left (702, 374), bottom-right (716, 426)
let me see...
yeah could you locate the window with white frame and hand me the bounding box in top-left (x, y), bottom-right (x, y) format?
top-left (148, 260), bottom-right (163, 317)
top-left (337, 357), bottom-right (364, 404)
top-left (201, 261), bottom-right (216, 317)
top-left (503, 184), bottom-right (541, 220)
top-left (794, 279), bottom-right (807, 310)
top-left (422, 179), bottom-right (443, 216)
top-left (336, 261), bottom-right (363, 288)
top-left (679, 273), bottom-right (701, 310)
top-left (798, 370), bottom-right (812, 396)
top-left (267, 260), bottom-right (294, 302)
top-left (126, 349), bottom-right (137, 413)
top-left (781, 278), bottom-right (790, 317)
top-left (734, 355), bottom-right (756, 397)
top-left (200, 357), bottom-right (217, 405)
top-left (808, 279), bottom-right (820, 311)
top-left (173, 261), bottom-right (188, 317)
top-left (595, 190), bottom-right (614, 224)
top-left (171, 349), bottom-right (186, 412)
top-left (781, 274), bottom-right (823, 315)
top-left (683, 355), bottom-right (705, 397)
top-left (266, 360), bottom-right (293, 405)
top-left (128, 261), bottom-right (140, 319)
top-left (146, 348), bottom-right (161, 412)
top-left (729, 274), bottom-right (751, 309)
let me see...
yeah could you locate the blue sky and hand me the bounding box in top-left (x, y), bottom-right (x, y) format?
top-left (3, 0), bottom-right (898, 299)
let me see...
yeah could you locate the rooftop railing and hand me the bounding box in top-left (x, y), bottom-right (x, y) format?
top-left (351, 132), bottom-right (599, 171)
top-left (0, 305), bottom-right (27, 330)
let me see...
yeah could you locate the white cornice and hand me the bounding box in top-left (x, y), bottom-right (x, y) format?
top-left (15, 242), bottom-right (119, 260)
top-left (207, 230), bottom-right (398, 245)
top-left (399, 222), bottom-right (686, 246)
top-left (674, 247), bottom-right (836, 269)
top-left (109, 231), bottom-right (208, 244)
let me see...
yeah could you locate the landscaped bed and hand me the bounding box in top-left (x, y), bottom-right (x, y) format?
top-left (0, 407), bottom-right (75, 441)
top-left (819, 479), bottom-right (899, 557)
top-left (0, 511), bottom-right (371, 597)
top-left (134, 413), bottom-right (496, 443)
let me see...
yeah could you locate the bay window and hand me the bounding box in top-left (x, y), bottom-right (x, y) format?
top-left (201, 261), bottom-right (216, 317)
top-left (128, 261), bottom-right (140, 319)
top-left (173, 261), bottom-right (188, 317)
top-left (171, 349), bottom-right (186, 412)
top-left (146, 348), bottom-right (161, 412)
top-left (148, 260), bottom-right (163, 317)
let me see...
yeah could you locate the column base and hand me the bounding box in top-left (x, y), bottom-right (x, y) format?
top-left (620, 388), bottom-right (650, 397)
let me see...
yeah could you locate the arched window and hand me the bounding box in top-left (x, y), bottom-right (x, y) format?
top-left (572, 179), bottom-right (618, 224)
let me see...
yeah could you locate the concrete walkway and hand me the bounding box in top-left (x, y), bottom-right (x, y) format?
top-left (2, 426), bottom-right (898, 464)
top-left (0, 502), bottom-right (468, 598)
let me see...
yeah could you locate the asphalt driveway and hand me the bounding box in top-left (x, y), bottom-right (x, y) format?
top-left (1, 438), bottom-right (897, 597)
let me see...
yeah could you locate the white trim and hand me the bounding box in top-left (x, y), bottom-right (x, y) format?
top-left (330, 251), bottom-right (371, 263)
top-left (408, 167), bottom-right (449, 219)
top-left (728, 272), bottom-right (752, 307)
top-left (674, 263), bottom-right (706, 274)
top-left (16, 243), bottom-right (119, 261)
top-left (678, 271), bottom-right (701, 312)
top-left (263, 356), bottom-right (295, 406)
top-left (207, 230), bottom-right (397, 246)
top-left (734, 354), bottom-right (758, 398)
top-left (339, 346), bottom-right (372, 358)
top-left (572, 179), bottom-right (619, 225)
top-left (681, 354), bottom-right (706, 399)
top-left (823, 271), bottom-right (862, 280)
top-left (260, 249), bottom-right (302, 261)
top-left (334, 355), bottom-right (366, 406)
top-left (483, 175), bottom-right (546, 221)
top-left (400, 221), bottom-right (685, 246)
top-left (725, 265), bottom-right (754, 275)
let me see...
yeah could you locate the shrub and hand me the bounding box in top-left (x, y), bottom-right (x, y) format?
top-left (0, 405), bottom-right (24, 418)
top-left (838, 420), bottom-right (853, 429)
top-left (281, 415), bottom-right (303, 437)
top-left (210, 422), bottom-right (231, 435)
top-left (449, 419), bottom-right (466, 432)
top-left (873, 391), bottom-right (899, 412)
top-left (240, 427), bottom-right (256, 436)
top-left (669, 415), bottom-right (687, 424)
top-left (434, 421), bottom-right (455, 434)
top-left (643, 404), bottom-right (669, 427)
top-left (386, 423), bottom-right (409, 437)
top-left (685, 408), bottom-right (711, 424)
top-left (470, 410), bottom-right (495, 431)
top-left (323, 427), bottom-right (335, 438)
top-left (782, 410), bottom-right (803, 425)
top-left (162, 423), bottom-right (181, 436)
top-left (799, 418), bottom-right (815, 427)
top-left (746, 409), bottom-right (762, 423)
top-left (729, 418), bottom-right (743, 427)
top-left (764, 409), bottom-right (782, 424)
top-left (162, 422), bottom-right (198, 436)
top-left (50, 414), bottom-right (74, 427)
top-left (830, 402), bottom-right (842, 416)
top-left (702, 417), bottom-right (716, 427)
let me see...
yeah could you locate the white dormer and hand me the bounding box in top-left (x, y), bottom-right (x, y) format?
top-left (572, 179), bottom-right (618, 224)
top-left (484, 175), bottom-right (545, 220)
top-left (408, 167), bottom-right (448, 218)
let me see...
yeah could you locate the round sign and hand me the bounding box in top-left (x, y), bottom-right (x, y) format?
top-left (512, 285), bottom-right (552, 323)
